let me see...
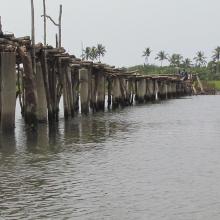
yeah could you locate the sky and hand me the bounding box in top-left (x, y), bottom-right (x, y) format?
top-left (0, 0), bottom-right (220, 67)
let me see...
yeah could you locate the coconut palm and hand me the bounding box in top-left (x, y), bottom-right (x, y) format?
top-left (89, 46), bottom-right (98, 61)
top-left (142, 47), bottom-right (152, 65)
top-left (83, 47), bottom-right (91, 60)
top-left (194, 51), bottom-right (207, 67)
top-left (169, 54), bottom-right (183, 67)
top-left (212, 47), bottom-right (220, 74)
top-left (155, 51), bottom-right (168, 66)
top-left (182, 58), bottom-right (192, 68)
top-left (96, 44), bottom-right (106, 62)
top-left (212, 46), bottom-right (220, 62)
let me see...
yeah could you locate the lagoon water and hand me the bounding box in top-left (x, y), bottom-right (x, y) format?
top-left (1, 96), bottom-right (220, 219)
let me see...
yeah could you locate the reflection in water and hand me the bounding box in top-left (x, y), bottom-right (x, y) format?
top-left (1, 96), bottom-right (220, 219)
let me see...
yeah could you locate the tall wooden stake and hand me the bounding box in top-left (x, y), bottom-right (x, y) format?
top-left (0, 16), bottom-right (3, 36)
top-left (58, 4), bottom-right (62, 48)
top-left (43, 0), bottom-right (47, 45)
top-left (31, 0), bottom-right (36, 74)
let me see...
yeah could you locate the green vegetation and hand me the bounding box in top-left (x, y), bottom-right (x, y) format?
top-left (128, 47), bottom-right (220, 90)
top-left (82, 44), bottom-right (106, 62)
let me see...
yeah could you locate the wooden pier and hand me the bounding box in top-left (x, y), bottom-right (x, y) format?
top-left (0, 33), bottom-right (193, 133)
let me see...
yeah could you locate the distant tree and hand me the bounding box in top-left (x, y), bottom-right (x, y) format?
top-left (212, 46), bottom-right (220, 74)
top-left (97, 44), bottom-right (106, 62)
top-left (89, 46), bottom-right (98, 61)
top-left (155, 51), bottom-right (168, 67)
top-left (212, 46), bottom-right (220, 62)
top-left (194, 51), bottom-right (207, 67)
top-left (182, 58), bottom-right (192, 68)
top-left (169, 54), bottom-right (183, 67)
top-left (142, 47), bottom-right (152, 65)
top-left (83, 47), bottom-right (91, 60)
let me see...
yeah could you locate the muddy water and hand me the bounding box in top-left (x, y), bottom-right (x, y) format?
top-left (1, 96), bottom-right (220, 220)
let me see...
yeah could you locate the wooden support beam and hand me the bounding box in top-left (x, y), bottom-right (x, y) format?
top-left (79, 68), bottom-right (89, 114)
top-left (0, 52), bottom-right (16, 132)
top-left (36, 62), bottom-right (47, 122)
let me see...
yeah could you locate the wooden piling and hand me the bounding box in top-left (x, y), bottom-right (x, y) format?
top-left (107, 77), bottom-right (112, 109)
top-left (96, 71), bottom-right (105, 111)
top-left (145, 78), bottom-right (153, 101)
top-left (17, 47), bottom-right (38, 126)
top-left (136, 78), bottom-right (146, 103)
top-left (79, 68), bottom-right (89, 114)
top-left (36, 62), bottom-right (47, 122)
top-left (112, 76), bottom-right (121, 109)
top-left (0, 52), bottom-right (16, 132)
top-left (154, 79), bottom-right (159, 101)
top-left (71, 67), bottom-right (79, 114)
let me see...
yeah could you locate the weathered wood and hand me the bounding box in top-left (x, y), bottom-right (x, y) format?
top-left (40, 50), bottom-right (53, 122)
top-left (112, 76), bottom-right (121, 109)
top-left (154, 79), bottom-right (159, 101)
top-left (58, 5), bottom-right (62, 48)
top-left (36, 62), bottom-right (47, 122)
top-left (136, 78), bottom-right (146, 103)
top-left (31, 0), bottom-right (36, 75)
top-left (0, 16), bottom-right (3, 36)
top-left (79, 68), bottom-right (89, 114)
top-left (96, 71), bottom-right (105, 111)
top-left (0, 52), bottom-right (16, 132)
top-left (107, 77), bottom-right (112, 108)
top-left (17, 47), bottom-right (38, 126)
top-left (43, 0), bottom-right (47, 45)
top-left (71, 68), bottom-right (79, 114)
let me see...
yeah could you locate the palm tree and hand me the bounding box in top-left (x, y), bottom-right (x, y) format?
top-left (182, 58), bottom-right (192, 68)
top-left (194, 51), bottom-right (207, 67)
top-left (169, 54), bottom-right (183, 67)
top-left (89, 46), bottom-right (98, 61)
top-left (155, 51), bottom-right (168, 66)
top-left (212, 46), bottom-right (220, 74)
top-left (83, 47), bottom-right (91, 60)
top-left (96, 44), bottom-right (106, 62)
top-left (142, 47), bottom-right (152, 65)
top-left (212, 46), bottom-right (220, 62)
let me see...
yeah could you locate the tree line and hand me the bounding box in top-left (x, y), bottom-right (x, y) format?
top-left (142, 47), bottom-right (220, 70)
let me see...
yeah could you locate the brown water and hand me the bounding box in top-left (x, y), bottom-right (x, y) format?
top-left (1, 96), bottom-right (220, 220)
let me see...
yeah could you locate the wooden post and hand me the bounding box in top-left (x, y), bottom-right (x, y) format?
top-left (79, 68), bottom-right (89, 114)
top-left (127, 78), bottom-right (134, 105)
top-left (90, 72), bottom-right (96, 112)
top-left (107, 77), bottom-right (112, 109)
top-left (58, 5), bottom-right (62, 48)
top-left (43, 0), bottom-right (47, 45)
top-left (36, 62), bottom-right (47, 122)
top-left (63, 64), bottom-right (74, 118)
top-left (0, 16), bottom-right (3, 36)
top-left (154, 79), bottom-right (159, 101)
top-left (96, 71), bottom-right (105, 111)
top-left (71, 68), bottom-right (79, 114)
top-left (136, 78), bottom-right (146, 103)
top-left (40, 50), bottom-right (53, 122)
top-left (0, 52), bottom-right (16, 132)
top-left (112, 76), bottom-right (121, 109)
top-left (17, 47), bottom-right (38, 126)
top-left (31, 0), bottom-right (36, 75)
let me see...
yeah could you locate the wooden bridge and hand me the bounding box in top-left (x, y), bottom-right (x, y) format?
top-left (0, 33), bottom-right (193, 133)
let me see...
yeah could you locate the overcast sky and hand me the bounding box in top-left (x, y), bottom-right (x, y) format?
top-left (1, 0), bottom-right (220, 67)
